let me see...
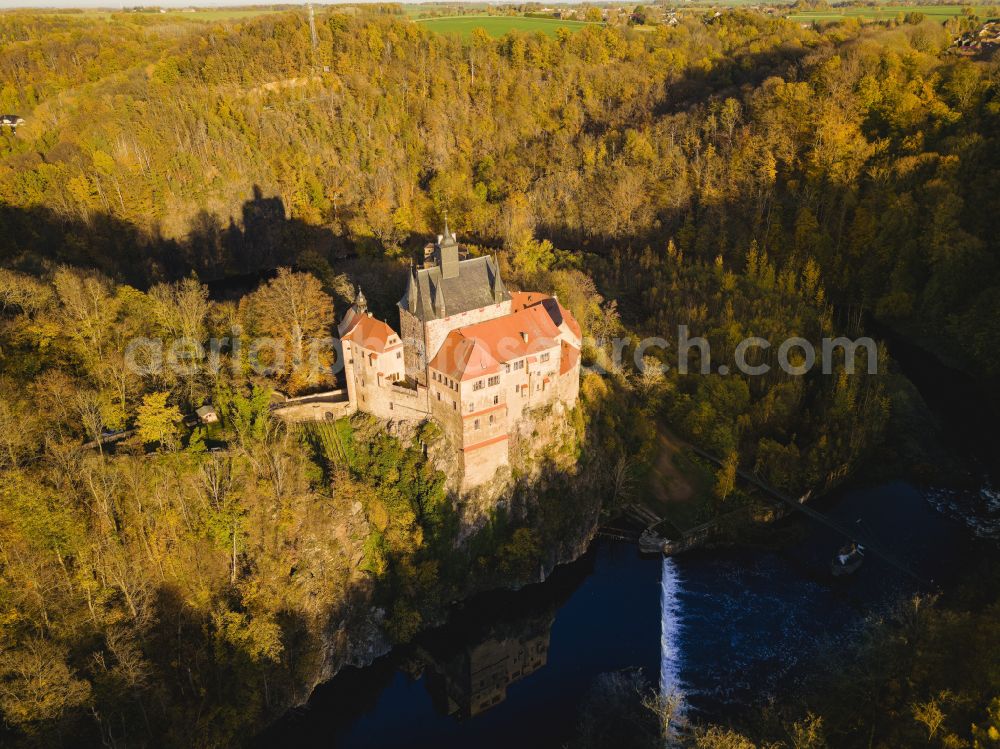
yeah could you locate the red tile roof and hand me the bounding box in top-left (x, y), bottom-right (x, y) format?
top-left (560, 339), bottom-right (580, 375)
top-left (510, 291), bottom-right (582, 343)
top-left (431, 333), bottom-right (501, 381)
top-left (429, 303), bottom-right (563, 381)
top-left (510, 291), bottom-right (546, 312)
top-left (341, 314), bottom-right (398, 353)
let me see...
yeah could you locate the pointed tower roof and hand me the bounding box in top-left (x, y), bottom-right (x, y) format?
top-left (402, 263), bottom-right (419, 311)
top-left (355, 285), bottom-right (368, 313)
top-left (435, 216), bottom-right (460, 279)
top-left (490, 253), bottom-right (507, 303)
top-left (432, 278), bottom-right (446, 316)
top-left (398, 233), bottom-right (511, 322)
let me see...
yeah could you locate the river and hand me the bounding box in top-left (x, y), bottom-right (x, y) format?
top-left (258, 337), bottom-right (999, 748)
top-left (259, 478), bottom-right (996, 748)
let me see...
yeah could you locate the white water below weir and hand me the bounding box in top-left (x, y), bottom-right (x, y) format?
top-left (659, 556), bottom-right (686, 742)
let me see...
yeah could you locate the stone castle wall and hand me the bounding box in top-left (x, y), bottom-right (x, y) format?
top-left (399, 307), bottom-right (425, 384)
top-left (461, 404), bottom-right (508, 449)
top-left (462, 436), bottom-right (509, 489)
top-left (272, 399), bottom-right (355, 422)
top-left (341, 288), bottom-right (578, 490)
top-left (424, 300), bottom-right (512, 366)
top-left (558, 367), bottom-right (580, 406)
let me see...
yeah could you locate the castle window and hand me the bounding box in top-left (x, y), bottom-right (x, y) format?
top-left (540, 352), bottom-right (550, 363)
top-left (473, 380), bottom-right (484, 391)
top-left (437, 392), bottom-right (441, 401)
top-left (389, 403), bottom-right (393, 411)
top-left (453, 401), bottom-right (457, 410)
top-left (474, 419), bottom-right (480, 430)
top-left (493, 395), bottom-right (499, 405)
top-left (489, 414), bottom-right (494, 425)
top-left (505, 363), bottom-right (510, 373)
top-left (487, 375), bottom-right (500, 387)
top-left (514, 360), bottom-right (524, 371)
top-left (396, 351), bottom-right (401, 359)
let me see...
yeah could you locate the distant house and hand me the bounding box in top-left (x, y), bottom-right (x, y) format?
top-left (951, 20), bottom-right (1000, 57)
top-left (196, 405), bottom-right (219, 424)
top-left (0, 115), bottom-right (25, 132)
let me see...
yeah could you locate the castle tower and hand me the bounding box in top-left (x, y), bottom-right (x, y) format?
top-left (435, 218), bottom-right (460, 280)
top-left (398, 226), bottom-right (513, 387)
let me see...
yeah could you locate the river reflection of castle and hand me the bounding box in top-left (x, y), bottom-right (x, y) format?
top-left (421, 612), bottom-right (554, 717)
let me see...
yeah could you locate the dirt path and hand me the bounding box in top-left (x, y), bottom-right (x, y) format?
top-left (648, 429), bottom-right (696, 505)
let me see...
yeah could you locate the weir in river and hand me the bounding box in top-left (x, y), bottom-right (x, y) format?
top-left (659, 556), bottom-right (685, 738)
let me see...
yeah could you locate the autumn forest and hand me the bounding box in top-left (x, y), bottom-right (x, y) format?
top-left (0, 4), bottom-right (999, 748)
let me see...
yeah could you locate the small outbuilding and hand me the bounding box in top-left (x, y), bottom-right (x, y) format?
top-left (1, 115), bottom-right (25, 132)
top-left (196, 405), bottom-right (219, 424)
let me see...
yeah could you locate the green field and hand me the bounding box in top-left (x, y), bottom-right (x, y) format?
top-left (403, 4), bottom-right (493, 18)
top-left (788, 5), bottom-right (992, 22)
top-left (416, 14), bottom-right (594, 38)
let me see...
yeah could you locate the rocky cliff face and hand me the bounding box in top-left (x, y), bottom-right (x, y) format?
top-left (284, 404), bottom-right (605, 718)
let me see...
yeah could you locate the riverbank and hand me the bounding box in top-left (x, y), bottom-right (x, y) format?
top-left (258, 475), bottom-right (999, 748)
top-left (260, 317), bottom-right (1000, 745)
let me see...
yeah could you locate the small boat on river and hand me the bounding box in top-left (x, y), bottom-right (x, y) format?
top-left (831, 542), bottom-right (865, 576)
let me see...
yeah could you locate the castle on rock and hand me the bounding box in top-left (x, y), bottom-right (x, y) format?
top-left (337, 226), bottom-right (582, 489)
